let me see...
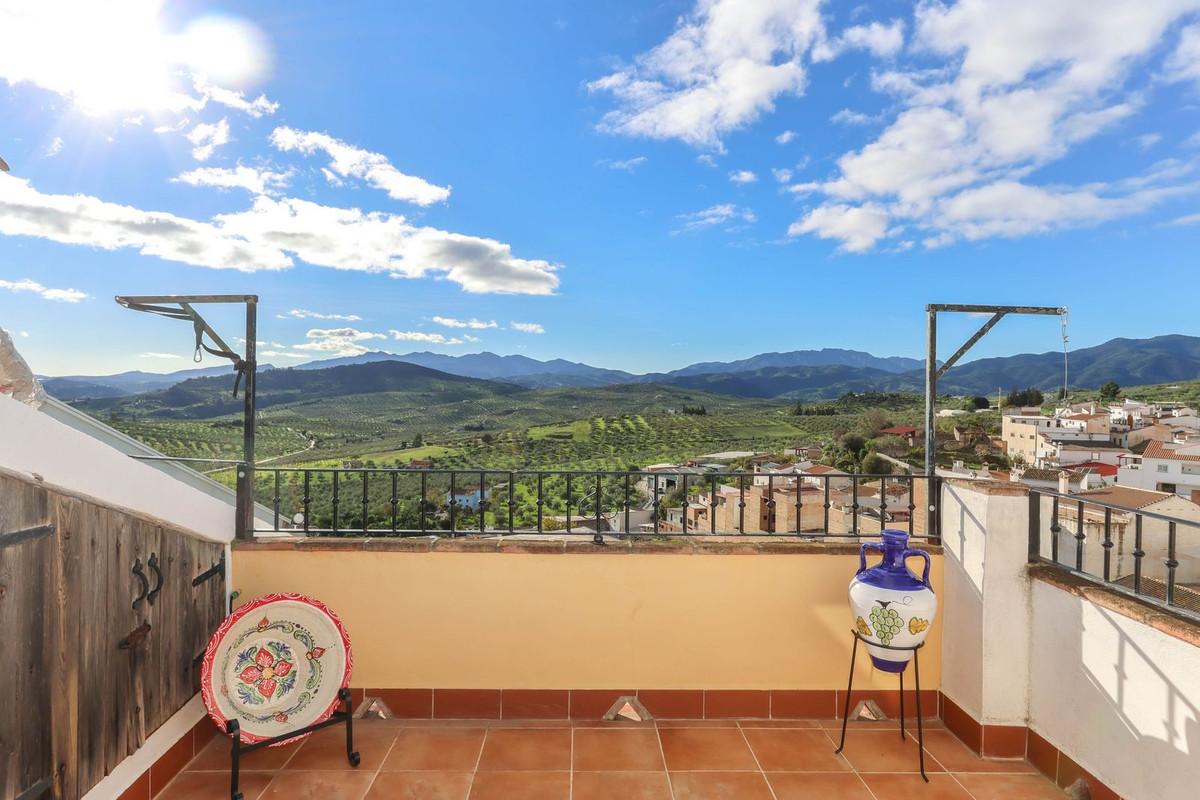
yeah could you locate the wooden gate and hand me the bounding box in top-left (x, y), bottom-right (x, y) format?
top-left (0, 471), bottom-right (227, 800)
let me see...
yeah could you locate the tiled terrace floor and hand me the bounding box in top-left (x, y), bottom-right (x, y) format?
top-left (163, 718), bottom-right (1064, 800)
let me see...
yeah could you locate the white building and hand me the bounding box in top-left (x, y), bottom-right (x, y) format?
top-left (1116, 440), bottom-right (1200, 502)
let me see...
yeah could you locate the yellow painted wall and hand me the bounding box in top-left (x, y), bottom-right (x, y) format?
top-left (232, 549), bottom-right (942, 691)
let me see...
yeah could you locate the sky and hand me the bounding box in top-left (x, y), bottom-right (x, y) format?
top-left (2, 0), bottom-right (1200, 377)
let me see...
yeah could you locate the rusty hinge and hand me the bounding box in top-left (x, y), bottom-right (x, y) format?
top-left (118, 621), bottom-right (152, 650)
top-left (192, 553), bottom-right (225, 586)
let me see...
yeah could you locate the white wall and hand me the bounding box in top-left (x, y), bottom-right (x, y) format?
top-left (1029, 580), bottom-right (1200, 800)
top-left (0, 395), bottom-right (234, 542)
top-left (939, 481), bottom-right (1031, 725)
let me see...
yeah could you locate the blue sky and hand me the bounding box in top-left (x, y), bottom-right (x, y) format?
top-left (2, 0), bottom-right (1200, 376)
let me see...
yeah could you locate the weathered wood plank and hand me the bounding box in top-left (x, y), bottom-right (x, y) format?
top-left (49, 494), bottom-right (83, 800)
top-left (74, 504), bottom-right (110, 794)
top-left (0, 475), bottom-right (51, 800)
top-left (105, 511), bottom-right (133, 776)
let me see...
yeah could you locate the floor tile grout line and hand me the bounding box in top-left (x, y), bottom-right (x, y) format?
top-left (568, 725), bottom-right (574, 800)
top-left (653, 721), bottom-right (677, 800)
top-left (734, 719), bottom-right (778, 800)
top-left (363, 729), bottom-right (400, 798)
top-left (465, 725), bottom-right (488, 798)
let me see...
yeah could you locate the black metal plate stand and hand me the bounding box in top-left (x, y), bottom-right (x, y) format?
top-left (834, 630), bottom-right (927, 781)
top-left (226, 687), bottom-right (359, 799)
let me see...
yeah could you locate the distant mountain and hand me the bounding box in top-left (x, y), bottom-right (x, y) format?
top-left (296, 350), bottom-right (636, 388)
top-left (663, 348), bottom-right (927, 378)
top-left (78, 360), bottom-right (519, 419)
top-left (936, 334), bottom-right (1200, 394)
top-left (41, 363), bottom-right (273, 401)
top-left (658, 365), bottom-right (919, 400)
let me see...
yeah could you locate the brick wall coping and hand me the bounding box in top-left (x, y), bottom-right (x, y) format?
top-left (234, 535), bottom-right (943, 557)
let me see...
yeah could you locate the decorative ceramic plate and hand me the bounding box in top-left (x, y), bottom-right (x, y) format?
top-left (201, 593), bottom-right (353, 745)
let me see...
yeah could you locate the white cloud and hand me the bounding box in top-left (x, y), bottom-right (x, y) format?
top-left (788, 202), bottom-right (890, 252)
top-left (259, 350), bottom-right (308, 359)
top-left (510, 322), bottom-right (545, 334)
top-left (173, 165), bottom-right (291, 195)
top-left (295, 327), bottom-right (388, 356)
top-left (776, 130), bottom-right (797, 144)
top-left (195, 80), bottom-right (278, 118)
top-left (277, 309), bottom-right (363, 321)
top-left (432, 316), bottom-right (497, 329)
top-left (462, 334), bottom-right (481, 343)
top-left (831, 108), bottom-right (879, 126)
top-left (729, 169), bottom-right (758, 184)
top-left (696, 154), bottom-right (718, 167)
top-left (587, 0), bottom-right (825, 149)
top-left (139, 352), bottom-right (183, 359)
top-left (597, 156), bottom-right (648, 171)
top-left (1165, 22), bottom-right (1200, 84)
top-left (786, 0), bottom-right (1200, 253)
top-left (0, 176), bottom-right (559, 294)
top-left (673, 203), bottom-right (756, 233)
top-left (389, 330), bottom-right (465, 345)
top-left (814, 19), bottom-right (905, 61)
top-left (0, 277), bottom-right (88, 302)
top-left (270, 127), bottom-right (451, 206)
top-left (1167, 211), bottom-right (1200, 225)
top-left (1134, 132), bottom-right (1163, 150)
top-left (43, 136), bottom-right (63, 158)
top-left (772, 167), bottom-right (793, 183)
top-left (187, 118), bottom-right (230, 161)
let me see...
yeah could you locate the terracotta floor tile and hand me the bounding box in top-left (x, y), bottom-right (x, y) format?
top-left (766, 772), bottom-right (875, 800)
top-left (260, 770), bottom-right (375, 800)
top-left (466, 771), bottom-right (569, 800)
top-left (737, 719), bottom-right (820, 728)
top-left (953, 773), bottom-right (1067, 799)
top-left (835, 731), bottom-right (945, 774)
top-left (186, 736), bottom-right (301, 771)
top-left (476, 729), bottom-right (571, 771)
top-left (284, 725), bottom-right (397, 770)
top-left (655, 719), bottom-right (740, 728)
top-left (158, 771), bottom-right (272, 800)
top-left (572, 728), bottom-right (664, 771)
top-left (921, 730), bottom-right (1035, 773)
top-left (658, 728), bottom-right (758, 771)
top-left (571, 771), bottom-right (672, 800)
top-left (668, 771), bottom-right (775, 799)
top-left (819, 718), bottom-right (944, 731)
top-left (364, 772), bottom-right (472, 800)
top-left (860, 773), bottom-right (973, 800)
top-left (381, 729), bottom-right (485, 771)
top-left (742, 728), bottom-right (852, 772)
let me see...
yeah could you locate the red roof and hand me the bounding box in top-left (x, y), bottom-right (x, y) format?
top-left (805, 464), bottom-right (840, 474)
top-left (880, 425), bottom-right (918, 435)
top-left (1144, 440), bottom-right (1200, 462)
top-left (1073, 461), bottom-right (1118, 477)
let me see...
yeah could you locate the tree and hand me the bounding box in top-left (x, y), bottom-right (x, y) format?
top-left (859, 408), bottom-right (892, 437)
top-left (861, 453), bottom-right (892, 475)
top-left (835, 433), bottom-right (870, 472)
top-left (963, 396), bottom-right (990, 411)
top-left (1099, 381), bottom-right (1121, 401)
top-left (1005, 387), bottom-right (1044, 408)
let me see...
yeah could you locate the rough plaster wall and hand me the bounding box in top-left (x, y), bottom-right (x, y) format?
top-left (938, 484), bottom-right (987, 719)
top-left (981, 492), bottom-right (1032, 724)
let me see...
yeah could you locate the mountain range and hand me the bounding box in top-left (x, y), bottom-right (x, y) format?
top-left (45, 335), bottom-right (1200, 403)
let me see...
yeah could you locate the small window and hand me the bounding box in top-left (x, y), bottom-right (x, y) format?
top-left (1157, 464), bottom-right (1169, 473)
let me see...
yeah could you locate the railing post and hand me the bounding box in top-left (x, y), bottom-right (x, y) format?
top-left (1028, 489), bottom-right (1041, 562)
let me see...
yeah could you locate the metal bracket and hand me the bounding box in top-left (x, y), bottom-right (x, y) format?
top-left (131, 558), bottom-right (150, 608)
top-left (147, 552), bottom-right (164, 605)
top-left (0, 523), bottom-right (54, 549)
top-left (193, 553), bottom-right (225, 586)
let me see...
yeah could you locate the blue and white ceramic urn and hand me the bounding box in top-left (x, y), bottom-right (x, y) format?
top-left (848, 529), bottom-right (937, 673)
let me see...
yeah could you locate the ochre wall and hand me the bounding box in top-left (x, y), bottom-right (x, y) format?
top-left (231, 547), bottom-right (943, 691)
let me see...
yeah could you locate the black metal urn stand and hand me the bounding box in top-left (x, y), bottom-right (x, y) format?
top-left (226, 687), bottom-right (359, 799)
top-left (834, 630), bottom-right (928, 782)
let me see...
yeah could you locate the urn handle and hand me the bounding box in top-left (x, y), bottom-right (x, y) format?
top-left (857, 541), bottom-right (886, 574)
top-left (903, 548), bottom-right (932, 588)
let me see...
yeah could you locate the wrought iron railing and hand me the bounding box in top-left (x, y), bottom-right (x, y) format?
top-left (1028, 489), bottom-right (1200, 621)
top-left (246, 468), bottom-right (940, 543)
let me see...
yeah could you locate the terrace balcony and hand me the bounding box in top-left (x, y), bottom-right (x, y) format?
top-left (2, 394), bottom-right (1199, 800)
